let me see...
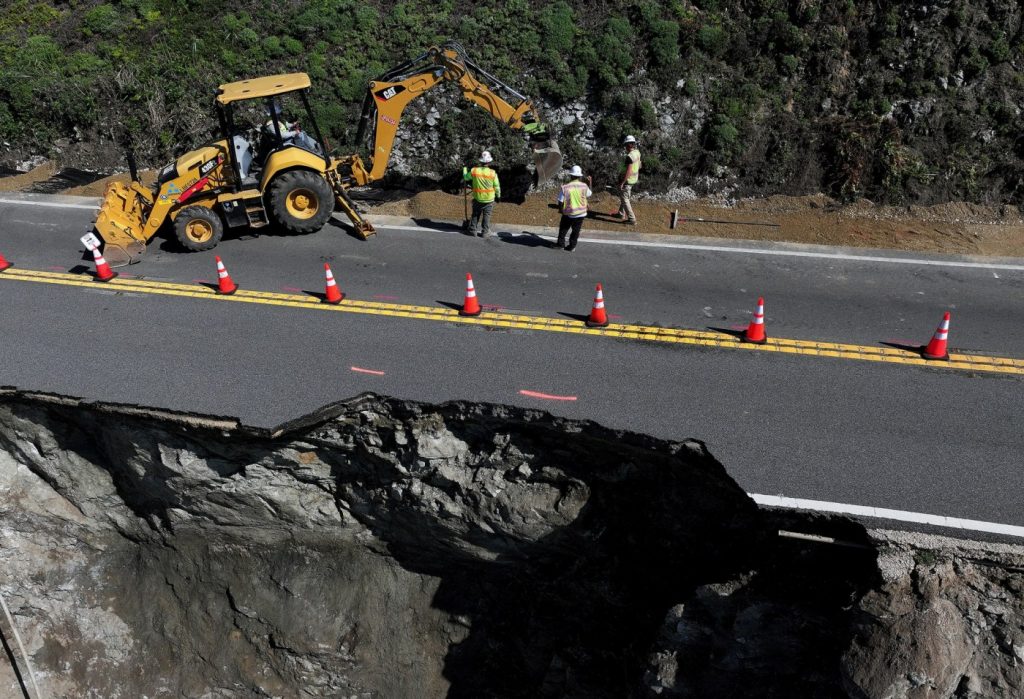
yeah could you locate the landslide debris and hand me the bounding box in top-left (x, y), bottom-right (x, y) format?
top-left (0, 391), bottom-right (1022, 698)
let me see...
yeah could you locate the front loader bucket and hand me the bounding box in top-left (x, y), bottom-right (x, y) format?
top-left (93, 181), bottom-right (150, 266)
top-left (532, 139), bottom-right (563, 185)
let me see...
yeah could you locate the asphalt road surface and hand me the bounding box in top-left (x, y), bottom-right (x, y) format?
top-left (1, 194), bottom-right (1022, 536)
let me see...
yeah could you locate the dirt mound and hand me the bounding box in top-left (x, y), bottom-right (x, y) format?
top-left (64, 169), bottom-right (159, 196)
top-left (0, 163), bottom-right (58, 192)
top-left (26, 168), bottom-right (106, 194)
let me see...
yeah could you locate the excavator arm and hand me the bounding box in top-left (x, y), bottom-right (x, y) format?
top-left (341, 42), bottom-right (561, 186)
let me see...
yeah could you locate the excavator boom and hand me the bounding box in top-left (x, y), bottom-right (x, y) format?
top-left (347, 41), bottom-right (561, 186)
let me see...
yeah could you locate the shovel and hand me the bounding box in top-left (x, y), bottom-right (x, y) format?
top-left (461, 166), bottom-right (471, 231)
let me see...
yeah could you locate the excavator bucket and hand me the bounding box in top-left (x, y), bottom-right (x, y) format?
top-left (523, 122), bottom-right (562, 184)
top-left (92, 181), bottom-right (151, 266)
top-left (532, 140), bottom-right (563, 185)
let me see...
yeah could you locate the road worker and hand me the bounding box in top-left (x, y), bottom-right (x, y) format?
top-left (614, 135), bottom-right (641, 225)
top-left (264, 102), bottom-right (321, 155)
top-left (555, 165), bottom-right (592, 251)
top-left (463, 150), bottom-right (501, 238)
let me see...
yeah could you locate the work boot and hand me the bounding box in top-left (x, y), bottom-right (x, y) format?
top-left (565, 245), bottom-right (576, 252)
top-left (554, 238), bottom-right (566, 249)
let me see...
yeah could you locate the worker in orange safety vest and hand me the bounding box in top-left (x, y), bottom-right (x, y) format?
top-left (462, 150), bottom-right (501, 238)
top-left (555, 165), bottom-right (592, 251)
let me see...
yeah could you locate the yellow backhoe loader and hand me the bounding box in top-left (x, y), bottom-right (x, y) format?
top-left (92, 42), bottom-right (561, 266)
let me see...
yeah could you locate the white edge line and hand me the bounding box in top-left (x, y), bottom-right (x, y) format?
top-left (380, 223), bottom-right (1024, 271)
top-left (0, 198), bottom-right (99, 211)
top-left (750, 493), bottom-right (1024, 538)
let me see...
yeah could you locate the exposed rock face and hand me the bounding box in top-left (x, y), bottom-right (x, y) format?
top-left (842, 540), bottom-right (1024, 699)
top-left (0, 391), bottom-right (1022, 698)
top-left (0, 391), bottom-right (768, 697)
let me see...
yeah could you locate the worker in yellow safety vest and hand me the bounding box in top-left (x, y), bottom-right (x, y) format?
top-left (555, 165), bottom-right (592, 251)
top-left (462, 150), bottom-right (501, 238)
top-left (614, 135), bottom-right (641, 225)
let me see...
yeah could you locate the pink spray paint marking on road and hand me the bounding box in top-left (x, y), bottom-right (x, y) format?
top-left (519, 389), bottom-right (578, 402)
top-left (373, 294), bottom-right (399, 300)
top-left (351, 366), bottom-right (386, 376)
top-left (281, 286), bottom-right (303, 293)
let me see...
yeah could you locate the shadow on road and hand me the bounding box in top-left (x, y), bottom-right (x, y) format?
top-left (707, 326), bottom-right (747, 341)
top-left (497, 231), bottom-right (555, 248)
top-left (411, 217), bottom-right (468, 234)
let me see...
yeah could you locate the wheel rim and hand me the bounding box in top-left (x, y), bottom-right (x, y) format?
top-left (285, 188), bottom-right (319, 220)
top-left (185, 219), bottom-right (214, 243)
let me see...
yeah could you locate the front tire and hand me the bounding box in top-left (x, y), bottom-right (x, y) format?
top-left (174, 206), bottom-right (223, 252)
top-left (267, 170), bottom-right (334, 234)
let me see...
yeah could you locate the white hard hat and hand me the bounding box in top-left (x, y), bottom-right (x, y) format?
top-left (479, 150), bottom-right (493, 163)
top-left (623, 135), bottom-right (637, 144)
top-left (568, 165), bottom-right (583, 177)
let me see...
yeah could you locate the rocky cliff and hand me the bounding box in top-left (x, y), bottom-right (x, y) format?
top-left (0, 391), bottom-right (1021, 697)
top-left (3, 1), bottom-right (1024, 205)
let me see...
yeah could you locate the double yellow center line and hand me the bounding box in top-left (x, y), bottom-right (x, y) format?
top-left (3, 267), bottom-right (1023, 376)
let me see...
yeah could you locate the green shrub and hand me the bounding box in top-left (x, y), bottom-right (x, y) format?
top-left (987, 33), bottom-right (1011, 63)
top-left (82, 4), bottom-right (119, 38)
top-left (282, 36), bottom-right (304, 55)
top-left (262, 36), bottom-right (283, 57)
top-left (591, 18), bottom-right (634, 86)
top-left (696, 23), bottom-right (729, 57)
top-left (539, 2), bottom-right (574, 54)
top-left (647, 19), bottom-right (680, 76)
top-left (708, 114), bottom-right (739, 154)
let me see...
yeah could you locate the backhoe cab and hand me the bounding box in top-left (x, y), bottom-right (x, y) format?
top-left (92, 42), bottom-right (560, 266)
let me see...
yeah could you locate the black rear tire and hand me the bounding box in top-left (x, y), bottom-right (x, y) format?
top-left (174, 206), bottom-right (224, 252)
top-left (267, 170), bottom-right (335, 234)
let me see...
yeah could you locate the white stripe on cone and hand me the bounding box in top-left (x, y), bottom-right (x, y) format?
top-left (753, 301), bottom-right (764, 323)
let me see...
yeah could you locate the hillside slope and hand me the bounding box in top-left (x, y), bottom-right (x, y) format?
top-left (2, 0), bottom-right (1023, 204)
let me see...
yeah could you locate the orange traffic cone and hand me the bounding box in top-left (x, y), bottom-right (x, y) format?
top-left (0, 251), bottom-right (11, 272)
top-left (91, 246), bottom-right (118, 282)
top-left (323, 263), bottom-right (344, 304)
top-left (743, 296), bottom-right (767, 344)
top-left (215, 255), bottom-right (237, 295)
top-left (460, 273), bottom-right (481, 316)
top-left (922, 311), bottom-right (951, 360)
top-left (586, 283), bottom-right (609, 327)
